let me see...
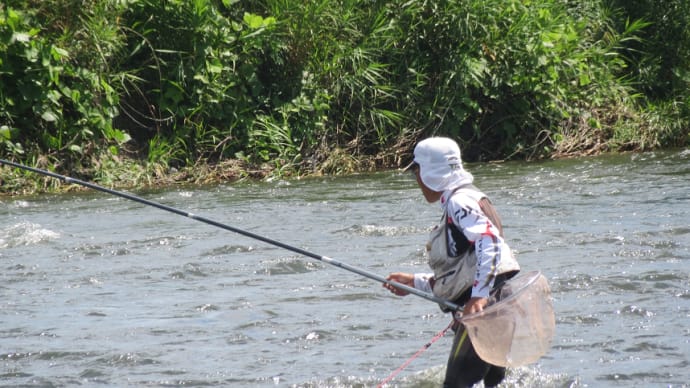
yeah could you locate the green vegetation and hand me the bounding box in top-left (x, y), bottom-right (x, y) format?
top-left (1, 0), bottom-right (688, 193)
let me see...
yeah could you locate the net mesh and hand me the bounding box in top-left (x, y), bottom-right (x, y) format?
top-left (460, 271), bottom-right (555, 367)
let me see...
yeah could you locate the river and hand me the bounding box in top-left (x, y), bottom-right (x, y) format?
top-left (1, 149), bottom-right (689, 387)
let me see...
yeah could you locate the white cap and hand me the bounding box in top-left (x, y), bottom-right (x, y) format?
top-left (410, 137), bottom-right (473, 191)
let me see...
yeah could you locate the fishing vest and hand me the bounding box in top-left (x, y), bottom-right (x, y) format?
top-left (426, 185), bottom-right (520, 302)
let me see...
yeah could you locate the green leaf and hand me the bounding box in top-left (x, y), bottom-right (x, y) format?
top-left (579, 73), bottom-right (591, 86)
top-left (243, 13), bottom-right (264, 29)
top-left (47, 90), bottom-right (61, 105)
top-left (51, 46), bottom-right (70, 60)
top-left (41, 111), bottom-right (58, 122)
top-left (207, 59), bottom-right (223, 74)
top-left (0, 125), bottom-right (11, 140)
top-left (243, 13), bottom-right (275, 29)
top-left (107, 128), bottom-right (132, 144)
top-left (193, 73), bottom-right (210, 85)
top-left (221, 0), bottom-right (240, 8)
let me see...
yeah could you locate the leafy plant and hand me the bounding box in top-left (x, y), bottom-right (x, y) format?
top-left (1, 0), bottom-right (688, 194)
top-left (1, 2), bottom-right (128, 166)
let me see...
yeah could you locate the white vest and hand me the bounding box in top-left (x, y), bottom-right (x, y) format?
top-left (426, 187), bottom-right (520, 301)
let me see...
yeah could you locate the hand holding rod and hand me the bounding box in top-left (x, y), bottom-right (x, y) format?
top-left (0, 159), bottom-right (460, 312)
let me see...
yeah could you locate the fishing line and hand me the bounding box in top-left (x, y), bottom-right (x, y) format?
top-left (377, 319), bottom-right (455, 387)
top-left (0, 159), bottom-right (460, 312)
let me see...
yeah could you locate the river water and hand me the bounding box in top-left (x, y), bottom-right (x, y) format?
top-left (1, 149), bottom-right (689, 387)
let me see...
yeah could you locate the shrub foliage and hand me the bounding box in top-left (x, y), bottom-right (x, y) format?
top-left (1, 0), bottom-right (688, 185)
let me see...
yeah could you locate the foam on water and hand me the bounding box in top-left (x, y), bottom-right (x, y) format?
top-left (0, 222), bottom-right (60, 248)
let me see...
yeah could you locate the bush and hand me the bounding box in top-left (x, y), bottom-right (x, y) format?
top-left (1, 0), bottom-right (688, 192)
top-left (1, 1), bottom-right (128, 167)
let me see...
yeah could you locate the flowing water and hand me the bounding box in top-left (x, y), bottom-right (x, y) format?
top-left (1, 149), bottom-right (689, 387)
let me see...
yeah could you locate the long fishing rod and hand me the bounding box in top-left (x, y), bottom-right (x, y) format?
top-left (1, 159), bottom-right (460, 312)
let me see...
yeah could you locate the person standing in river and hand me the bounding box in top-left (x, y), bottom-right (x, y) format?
top-left (383, 137), bottom-right (520, 387)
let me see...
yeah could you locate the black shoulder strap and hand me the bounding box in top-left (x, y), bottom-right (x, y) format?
top-left (479, 197), bottom-right (504, 237)
top-left (446, 184), bottom-right (504, 238)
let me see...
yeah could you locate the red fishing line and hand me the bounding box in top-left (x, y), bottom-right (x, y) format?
top-left (378, 319), bottom-right (455, 387)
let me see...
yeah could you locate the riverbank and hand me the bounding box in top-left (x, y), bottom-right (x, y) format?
top-left (0, 150), bottom-right (386, 196)
top-left (0, 143), bottom-right (645, 196)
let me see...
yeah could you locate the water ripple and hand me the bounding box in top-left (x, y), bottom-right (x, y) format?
top-left (616, 305), bottom-right (654, 317)
top-left (337, 224), bottom-right (423, 237)
top-left (2, 150), bottom-right (688, 387)
top-left (0, 222), bottom-right (60, 248)
top-left (256, 257), bottom-right (321, 275)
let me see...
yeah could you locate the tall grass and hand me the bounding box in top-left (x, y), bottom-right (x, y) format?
top-left (1, 1), bottom-right (127, 169)
top-left (1, 0), bottom-right (688, 191)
